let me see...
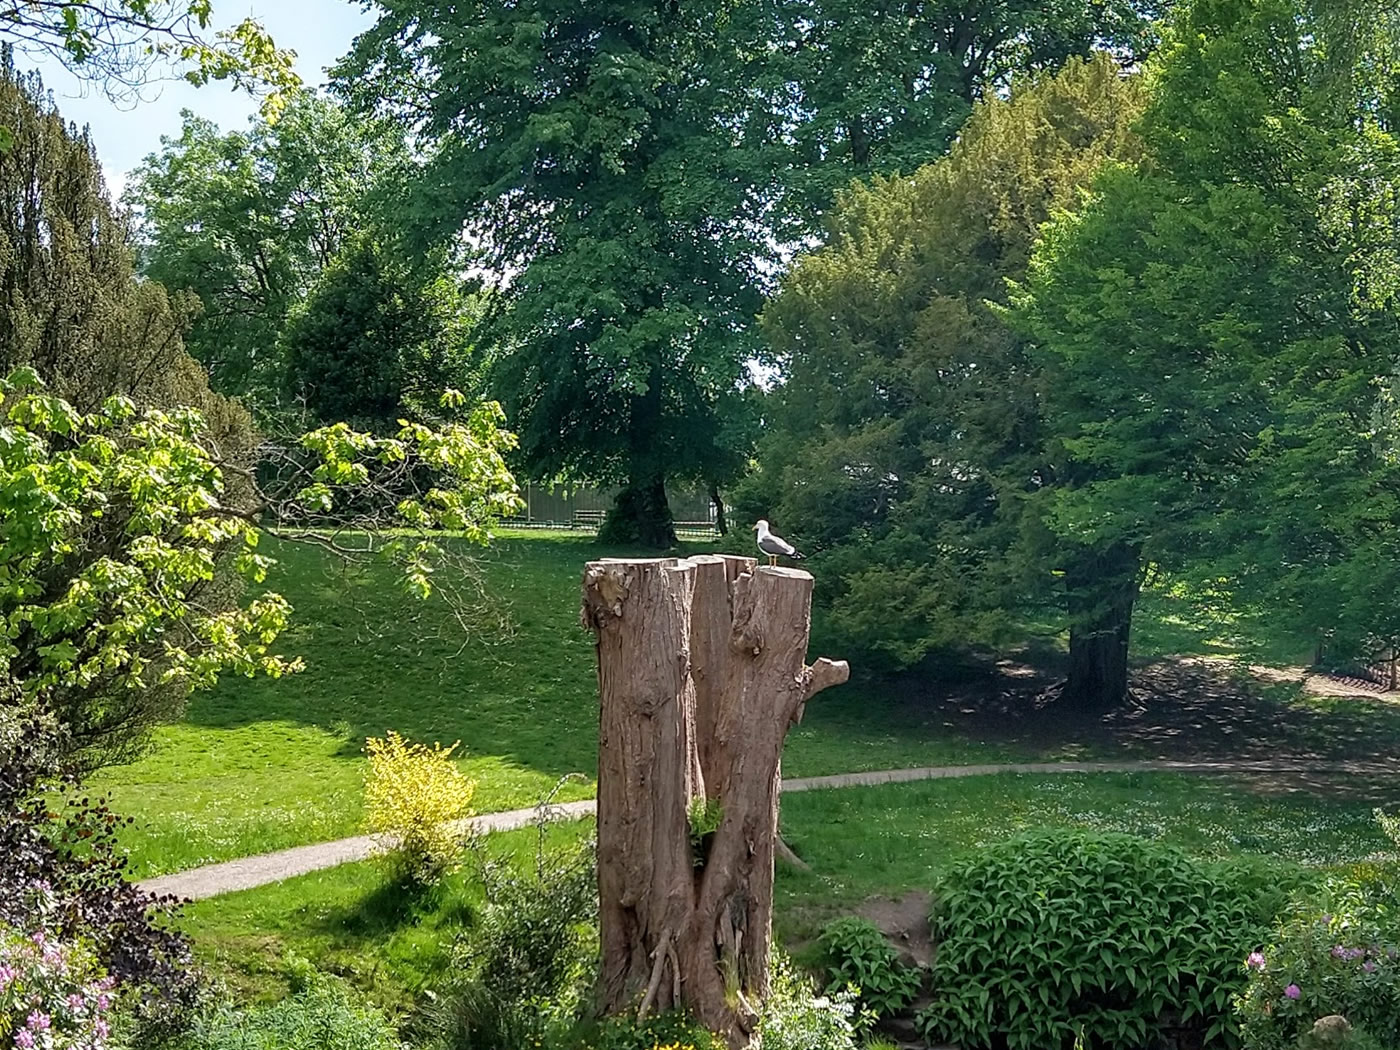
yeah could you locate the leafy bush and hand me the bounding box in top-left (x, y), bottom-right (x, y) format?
top-left (756, 954), bottom-right (864, 1050)
top-left (579, 1010), bottom-right (725, 1050)
top-left (0, 707), bottom-right (200, 1031)
top-left (429, 836), bottom-right (597, 1050)
top-left (364, 730), bottom-right (476, 885)
top-left (170, 974), bottom-right (402, 1050)
top-left (0, 921), bottom-right (117, 1050)
top-left (817, 916), bottom-right (922, 1023)
top-left (918, 829), bottom-right (1302, 1050)
top-left (1236, 861), bottom-right (1400, 1050)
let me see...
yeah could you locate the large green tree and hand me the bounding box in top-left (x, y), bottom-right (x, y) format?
top-left (758, 55), bottom-right (1147, 689)
top-left (0, 52), bottom-right (249, 449)
top-left (1012, 0), bottom-right (1400, 687)
top-left (335, 0), bottom-right (1167, 548)
top-left (281, 235), bottom-right (480, 430)
top-left (770, 0), bottom-right (1167, 227)
top-left (126, 93), bottom-right (407, 406)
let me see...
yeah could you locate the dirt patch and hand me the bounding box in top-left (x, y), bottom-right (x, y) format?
top-left (883, 653), bottom-right (1400, 766)
top-left (857, 890), bottom-right (934, 969)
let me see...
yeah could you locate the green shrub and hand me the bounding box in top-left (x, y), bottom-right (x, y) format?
top-left (757, 954), bottom-right (865, 1050)
top-left (1236, 863), bottom-right (1400, 1050)
top-left (173, 975), bottom-right (402, 1050)
top-left (578, 1010), bottom-right (726, 1050)
top-left (817, 916), bottom-right (921, 1023)
top-left (429, 837), bottom-right (597, 1050)
top-left (918, 829), bottom-right (1302, 1050)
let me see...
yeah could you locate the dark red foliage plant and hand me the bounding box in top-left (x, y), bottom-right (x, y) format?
top-left (1, 704), bottom-right (203, 1032)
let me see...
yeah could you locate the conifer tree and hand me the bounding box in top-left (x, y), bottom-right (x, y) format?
top-left (760, 55), bottom-right (1147, 701)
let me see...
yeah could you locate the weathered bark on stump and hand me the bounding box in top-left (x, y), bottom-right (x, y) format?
top-left (582, 558), bottom-right (849, 1047)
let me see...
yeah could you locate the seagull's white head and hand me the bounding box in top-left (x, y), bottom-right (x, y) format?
top-left (753, 519), bottom-right (769, 533)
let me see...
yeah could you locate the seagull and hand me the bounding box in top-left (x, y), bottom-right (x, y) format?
top-left (753, 519), bottom-right (804, 567)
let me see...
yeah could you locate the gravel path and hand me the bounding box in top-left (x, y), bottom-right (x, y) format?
top-left (138, 758), bottom-right (1399, 901)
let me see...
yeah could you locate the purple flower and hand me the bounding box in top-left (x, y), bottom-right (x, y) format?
top-left (25, 1012), bottom-right (50, 1032)
top-left (1331, 945), bottom-right (1345, 958)
top-left (1364, 961), bottom-right (1378, 973)
top-left (1285, 983), bottom-right (1301, 1000)
top-left (13, 1030), bottom-right (34, 1049)
top-left (95, 992), bottom-right (112, 1011)
top-left (0, 965), bottom-right (15, 990)
top-left (95, 1019), bottom-right (110, 1040)
top-left (1246, 952), bottom-right (1267, 970)
top-left (67, 992), bottom-right (86, 1012)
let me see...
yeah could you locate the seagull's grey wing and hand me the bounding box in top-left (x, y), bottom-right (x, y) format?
top-left (758, 533), bottom-right (796, 556)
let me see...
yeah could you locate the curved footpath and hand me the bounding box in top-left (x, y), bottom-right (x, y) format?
top-left (139, 758), bottom-right (1398, 901)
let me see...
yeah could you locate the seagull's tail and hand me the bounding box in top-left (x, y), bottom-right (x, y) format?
top-left (792, 550), bottom-right (806, 560)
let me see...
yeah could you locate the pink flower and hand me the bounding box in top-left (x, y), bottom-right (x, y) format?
top-left (1246, 952), bottom-right (1266, 970)
top-left (14, 1030), bottom-right (34, 1049)
top-left (25, 1012), bottom-right (50, 1032)
top-left (67, 993), bottom-right (86, 1012)
top-left (1284, 983), bottom-right (1301, 999)
top-left (95, 993), bottom-right (112, 1011)
top-left (95, 1019), bottom-right (110, 1041)
top-left (0, 965), bottom-right (16, 989)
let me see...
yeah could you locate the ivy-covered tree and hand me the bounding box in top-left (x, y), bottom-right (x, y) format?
top-left (282, 235), bottom-right (479, 430)
top-left (127, 93), bottom-right (407, 406)
top-left (335, 1), bottom-right (1166, 548)
top-left (758, 55), bottom-right (1147, 692)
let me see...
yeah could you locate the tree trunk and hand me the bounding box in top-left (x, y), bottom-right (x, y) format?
top-left (599, 361), bottom-right (677, 549)
top-left (601, 474), bottom-right (677, 549)
top-left (582, 556), bottom-right (848, 1047)
top-left (1059, 542), bottom-right (1141, 713)
top-left (708, 481), bottom-right (728, 536)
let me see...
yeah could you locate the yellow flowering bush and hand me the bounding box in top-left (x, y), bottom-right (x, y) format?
top-left (363, 730), bottom-right (476, 884)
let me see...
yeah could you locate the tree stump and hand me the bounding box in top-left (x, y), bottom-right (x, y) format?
top-left (581, 556), bottom-right (849, 1047)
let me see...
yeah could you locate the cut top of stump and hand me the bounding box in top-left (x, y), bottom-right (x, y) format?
top-left (581, 556), bottom-right (814, 631)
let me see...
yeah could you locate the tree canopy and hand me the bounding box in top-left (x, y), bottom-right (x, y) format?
top-left (1011, 0), bottom-right (1400, 673)
top-left (281, 234), bottom-right (480, 430)
top-left (0, 2), bottom-right (298, 119)
top-left (762, 0), bottom-right (1400, 708)
top-left (334, 0), bottom-right (1166, 547)
top-left (127, 93), bottom-right (409, 407)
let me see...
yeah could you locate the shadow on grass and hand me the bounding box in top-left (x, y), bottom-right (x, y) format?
top-left (182, 534), bottom-right (723, 781)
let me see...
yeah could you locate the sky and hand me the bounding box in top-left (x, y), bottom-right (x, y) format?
top-left (17, 0), bottom-right (377, 195)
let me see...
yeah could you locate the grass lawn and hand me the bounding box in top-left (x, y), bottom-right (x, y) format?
top-left (774, 770), bottom-right (1400, 940)
top-left (180, 821), bottom-right (588, 1012)
top-left (95, 531), bottom-right (1400, 880)
top-left (181, 770), bottom-right (1399, 1011)
top-left (94, 532), bottom-right (1028, 878)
